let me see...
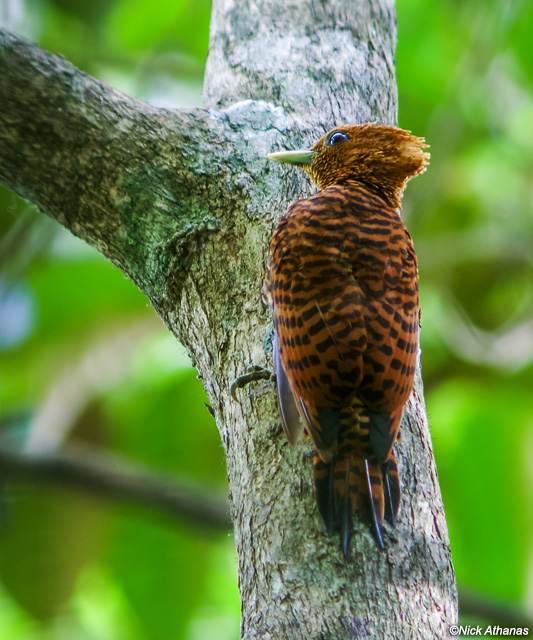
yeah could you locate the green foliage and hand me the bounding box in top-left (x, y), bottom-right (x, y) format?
top-left (1, 0), bottom-right (532, 635)
top-left (430, 378), bottom-right (531, 600)
top-left (396, 0), bottom-right (533, 616)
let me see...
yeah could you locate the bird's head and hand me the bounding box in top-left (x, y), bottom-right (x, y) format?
top-left (268, 124), bottom-right (430, 208)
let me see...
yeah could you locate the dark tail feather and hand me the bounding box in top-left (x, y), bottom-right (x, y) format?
top-left (313, 456), bottom-right (335, 537)
top-left (382, 455), bottom-right (400, 527)
top-left (340, 462), bottom-right (352, 556)
top-left (364, 459), bottom-right (386, 550)
top-left (315, 455), bottom-right (392, 553)
top-left (313, 455), bottom-right (353, 551)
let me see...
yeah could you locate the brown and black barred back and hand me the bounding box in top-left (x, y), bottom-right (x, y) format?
top-left (264, 124), bottom-right (429, 553)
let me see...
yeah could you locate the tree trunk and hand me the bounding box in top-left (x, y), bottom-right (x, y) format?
top-left (0, 0), bottom-right (458, 637)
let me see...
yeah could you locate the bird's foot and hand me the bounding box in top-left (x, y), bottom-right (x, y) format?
top-left (230, 365), bottom-right (273, 401)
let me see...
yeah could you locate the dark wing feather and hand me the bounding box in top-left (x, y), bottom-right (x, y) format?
top-left (273, 332), bottom-right (302, 446)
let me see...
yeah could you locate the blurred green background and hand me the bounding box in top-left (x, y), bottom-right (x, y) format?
top-left (0, 0), bottom-right (532, 637)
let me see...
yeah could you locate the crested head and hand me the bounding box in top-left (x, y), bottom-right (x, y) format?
top-left (269, 124), bottom-right (430, 209)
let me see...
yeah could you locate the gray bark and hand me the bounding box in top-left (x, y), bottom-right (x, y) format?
top-left (0, 0), bottom-right (458, 636)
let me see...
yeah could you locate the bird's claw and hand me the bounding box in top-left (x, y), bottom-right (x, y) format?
top-left (230, 365), bottom-right (273, 401)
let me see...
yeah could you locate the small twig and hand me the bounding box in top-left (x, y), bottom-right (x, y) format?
top-left (0, 447), bottom-right (528, 626)
top-left (458, 587), bottom-right (533, 629)
top-left (0, 444), bottom-right (230, 530)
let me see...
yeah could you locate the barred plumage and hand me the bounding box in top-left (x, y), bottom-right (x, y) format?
top-left (264, 124), bottom-right (429, 553)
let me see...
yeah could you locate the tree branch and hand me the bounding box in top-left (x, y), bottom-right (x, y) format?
top-left (1, 447), bottom-right (527, 629)
top-left (1, 446), bottom-right (526, 630)
top-left (0, 29), bottom-right (295, 348)
top-left (458, 588), bottom-right (533, 630)
top-left (0, 30), bottom-right (219, 295)
top-left (0, 1), bottom-right (460, 635)
top-left (0, 444), bottom-right (229, 530)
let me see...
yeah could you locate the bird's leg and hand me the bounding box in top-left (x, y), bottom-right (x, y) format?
top-left (230, 365), bottom-right (273, 401)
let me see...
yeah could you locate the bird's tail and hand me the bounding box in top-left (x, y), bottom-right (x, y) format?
top-left (313, 451), bottom-right (400, 554)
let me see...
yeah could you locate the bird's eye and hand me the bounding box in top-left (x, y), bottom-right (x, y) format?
top-left (325, 131), bottom-right (349, 146)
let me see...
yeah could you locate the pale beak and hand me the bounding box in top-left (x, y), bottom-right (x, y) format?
top-left (267, 149), bottom-right (317, 165)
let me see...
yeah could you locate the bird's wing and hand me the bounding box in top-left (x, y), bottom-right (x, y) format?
top-left (355, 228), bottom-right (419, 461)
